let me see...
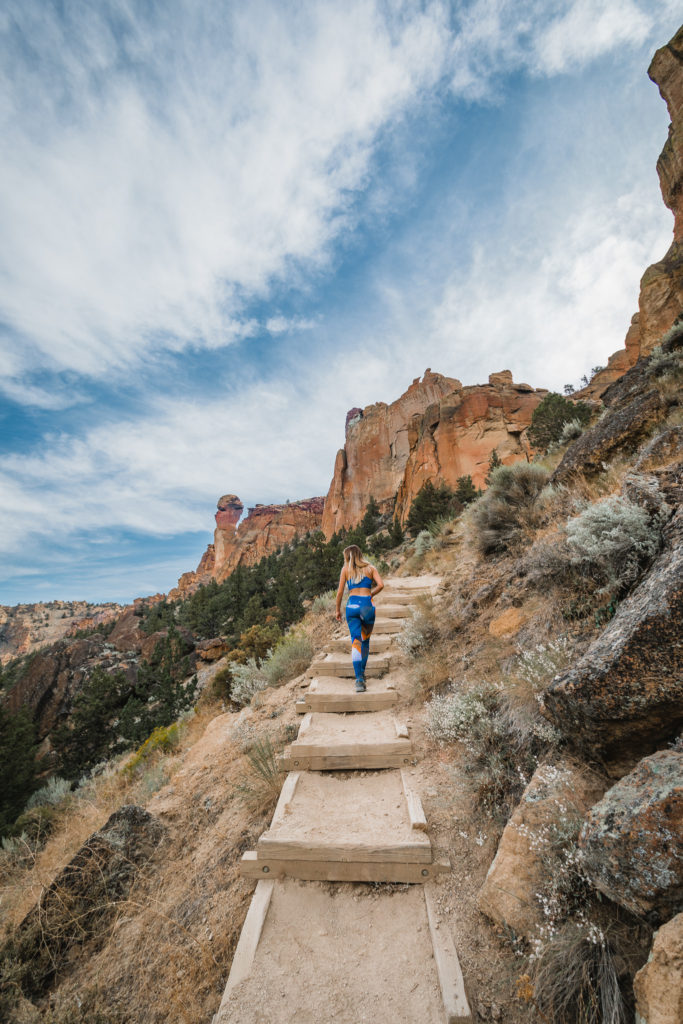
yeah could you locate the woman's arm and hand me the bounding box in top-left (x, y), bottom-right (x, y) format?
top-left (370, 565), bottom-right (384, 598)
top-left (335, 567), bottom-right (347, 620)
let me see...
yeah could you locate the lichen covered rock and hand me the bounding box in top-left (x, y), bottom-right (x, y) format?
top-left (5, 806), bottom-right (165, 999)
top-left (478, 761), bottom-right (606, 940)
top-left (541, 508), bottom-right (683, 767)
top-left (579, 750), bottom-right (683, 924)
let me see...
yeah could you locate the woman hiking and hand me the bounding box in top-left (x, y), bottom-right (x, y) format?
top-left (335, 544), bottom-right (384, 692)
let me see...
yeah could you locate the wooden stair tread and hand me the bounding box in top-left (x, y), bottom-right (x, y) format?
top-left (255, 771), bottom-right (432, 863)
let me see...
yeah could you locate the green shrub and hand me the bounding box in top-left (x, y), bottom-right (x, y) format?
top-left (123, 722), bottom-right (180, 776)
top-left (455, 475), bottom-right (478, 505)
top-left (472, 462), bottom-right (551, 555)
top-left (559, 417), bottom-right (585, 444)
top-left (25, 776), bottom-right (71, 810)
top-left (231, 659), bottom-right (269, 707)
top-left (427, 684), bottom-right (560, 820)
top-left (566, 496), bottom-right (662, 597)
top-left (528, 393), bottom-right (592, 452)
top-left (414, 530), bottom-right (433, 557)
top-left (0, 703), bottom-right (38, 836)
top-left (263, 632), bottom-right (313, 686)
top-left (397, 604), bottom-right (439, 657)
top-left (311, 590), bottom-right (336, 614)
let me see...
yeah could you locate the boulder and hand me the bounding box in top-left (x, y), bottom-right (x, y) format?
top-left (579, 750), bottom-right (683, 924)
top-left (634, 913), bottom-right (683, 1024)
top-left (477, 761), bottom-right (606, 940)
top-left (7, 805), bottom-right (165, 999)
top-left (552, 357), bottom-right (665, 483)
top-left (197, 638), bottom-right (231, 661)
top-left (541, 508), bottom-right (683, 768)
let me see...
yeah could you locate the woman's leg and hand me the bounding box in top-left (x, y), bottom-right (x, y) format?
top-left (359, 601), bottom-right (375, 679)
top-left (345, 599), bottom-right (365, 685)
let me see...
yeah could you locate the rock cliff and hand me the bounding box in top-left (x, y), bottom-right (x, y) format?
top-left (582, 25), bottom-right (683, 398)
top-left (0, 601), bottom-right (122, 666)
top-left (322, 368), bottom-right (546, 535)
top-left (170, 494), bottom-right (325, 598)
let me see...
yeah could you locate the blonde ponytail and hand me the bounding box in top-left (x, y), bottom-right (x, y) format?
top-left (343, 544), bottom-right (371, 585)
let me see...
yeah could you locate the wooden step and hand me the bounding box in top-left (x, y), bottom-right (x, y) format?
top-left (296, 675), bottom-right (399, 714)
top-left (280, 710), bottom-right (414, 771)
top-left (213, 879), bottom-right (463, 1024)
top-left (315, 651), bottom-right (395, 677)
top-left (371, 617), bottom-right (404, 635)
top-left (373, 603), bottom-right (409, 619)
top-left (241, 771), bottom-right (444, 883)
top-left (328, 633), bottom-right (394, 653)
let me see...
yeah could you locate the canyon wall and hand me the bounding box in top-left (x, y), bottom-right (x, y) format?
top-left (584, 26), bottom-right (683, 398)
top-left (322, 368), bottom-right (546, 535)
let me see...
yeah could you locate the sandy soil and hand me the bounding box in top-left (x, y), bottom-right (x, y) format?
top-left (262, 772), bottom-right (418, 848)
top-left (217, 879), bottom-right (445, 1024)
top-left (299, 710), bottom-right (405, 745)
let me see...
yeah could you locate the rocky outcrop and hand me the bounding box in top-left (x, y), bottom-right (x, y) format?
top-left (552, 331), bottom-right (680, 482)
top-left (579, 750), bottom-right (683, 924)
top-left (7, 806), bottom-right (165, 999)
top-left (5, 636), bottom-right (139, 743)
top-left (634, 913), bottom-right (683, 1024)
top-left (0, 600), bottom-right (122, 665)
top-left (541, 506), bottom-right (683, 769)
top-left (170, 495), bottom-right (325, 598)
top-left (322, 369), bottom-right (546, 535)
top-left (214, 497), bottom-right (325, 581)
top-left (582, 26), bottom-right (683, 400)
top-left (478, 761), bottom-right (607, 940)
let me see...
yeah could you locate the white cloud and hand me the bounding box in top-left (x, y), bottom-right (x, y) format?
top-left (533, 0), bottom-right (652, 74)
top-left (0, 0), bottom-right (448, 382)
top-left (1, 0), bottom-right (672, 396)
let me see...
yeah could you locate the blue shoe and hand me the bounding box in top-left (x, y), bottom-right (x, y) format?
top-left (355, 678), bottom-right (366, 692)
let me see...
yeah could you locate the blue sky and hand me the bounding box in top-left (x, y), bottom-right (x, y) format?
top-left (0, 0), bottom-right (680, 606)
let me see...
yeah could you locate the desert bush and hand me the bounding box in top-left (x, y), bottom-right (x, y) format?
top-left (263, 631), bottom-right (313, 686)
top-left (515, 638), bottom-right (573, 692)
top-left (311, 590), bottom-right (336, 614)
top-left (427, 685), bottom-right (560, 819)
top-left (472, 462), bottom-right (551, 555)
top-left (236, 736), bottom-right (284, 814)
top-left (528, 393), bottom-right (592, 452)
top-left (566, 495), bottom-right (662, 597)
top-left (414, 530), bottom-right (433, 557)
top-left (123, 723), bottom-right (180, 777)
top-left (397, 604), bottom-right (439, 657)
top-left (531, 922), bottom-right (627, 1024)
top-left (24, 776), bottom-right (71, 811)
top-left (559, 417), bottom-right (585, 444)
top-left (230, 658), bottom-right (269, 707)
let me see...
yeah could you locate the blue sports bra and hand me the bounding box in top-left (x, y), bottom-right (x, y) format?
top-left (347, 574), bottom-right (374, 591)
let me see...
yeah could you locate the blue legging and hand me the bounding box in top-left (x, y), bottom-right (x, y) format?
top-left (345, 596), bottom-right (375, 682)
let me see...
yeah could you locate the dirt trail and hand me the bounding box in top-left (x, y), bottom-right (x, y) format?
top-left (216, 575), bottom-right (471, 1024)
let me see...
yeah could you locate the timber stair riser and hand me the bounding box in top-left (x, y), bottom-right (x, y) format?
top-left (316, 654), bottom-right (395, 677)
top-left (240, 770), bottom-right (447, 885)
top-left (328, 634), bottom-right (395, 653)
top-left (296, 691), bottom-right (399, 713)
top-left (239, 852), bottom-right (449, 883)
top-left (281, 710), bottom-right (414, 771)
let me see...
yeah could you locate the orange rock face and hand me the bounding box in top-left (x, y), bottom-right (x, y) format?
top-left (171, 496), bottom-right (325, 597)
top-left (322, 368), bottom-right (546, 535)
top-left (584, 26), bottom-right (683, 400)
top-left (213, 497), bottom-right (325, 581)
